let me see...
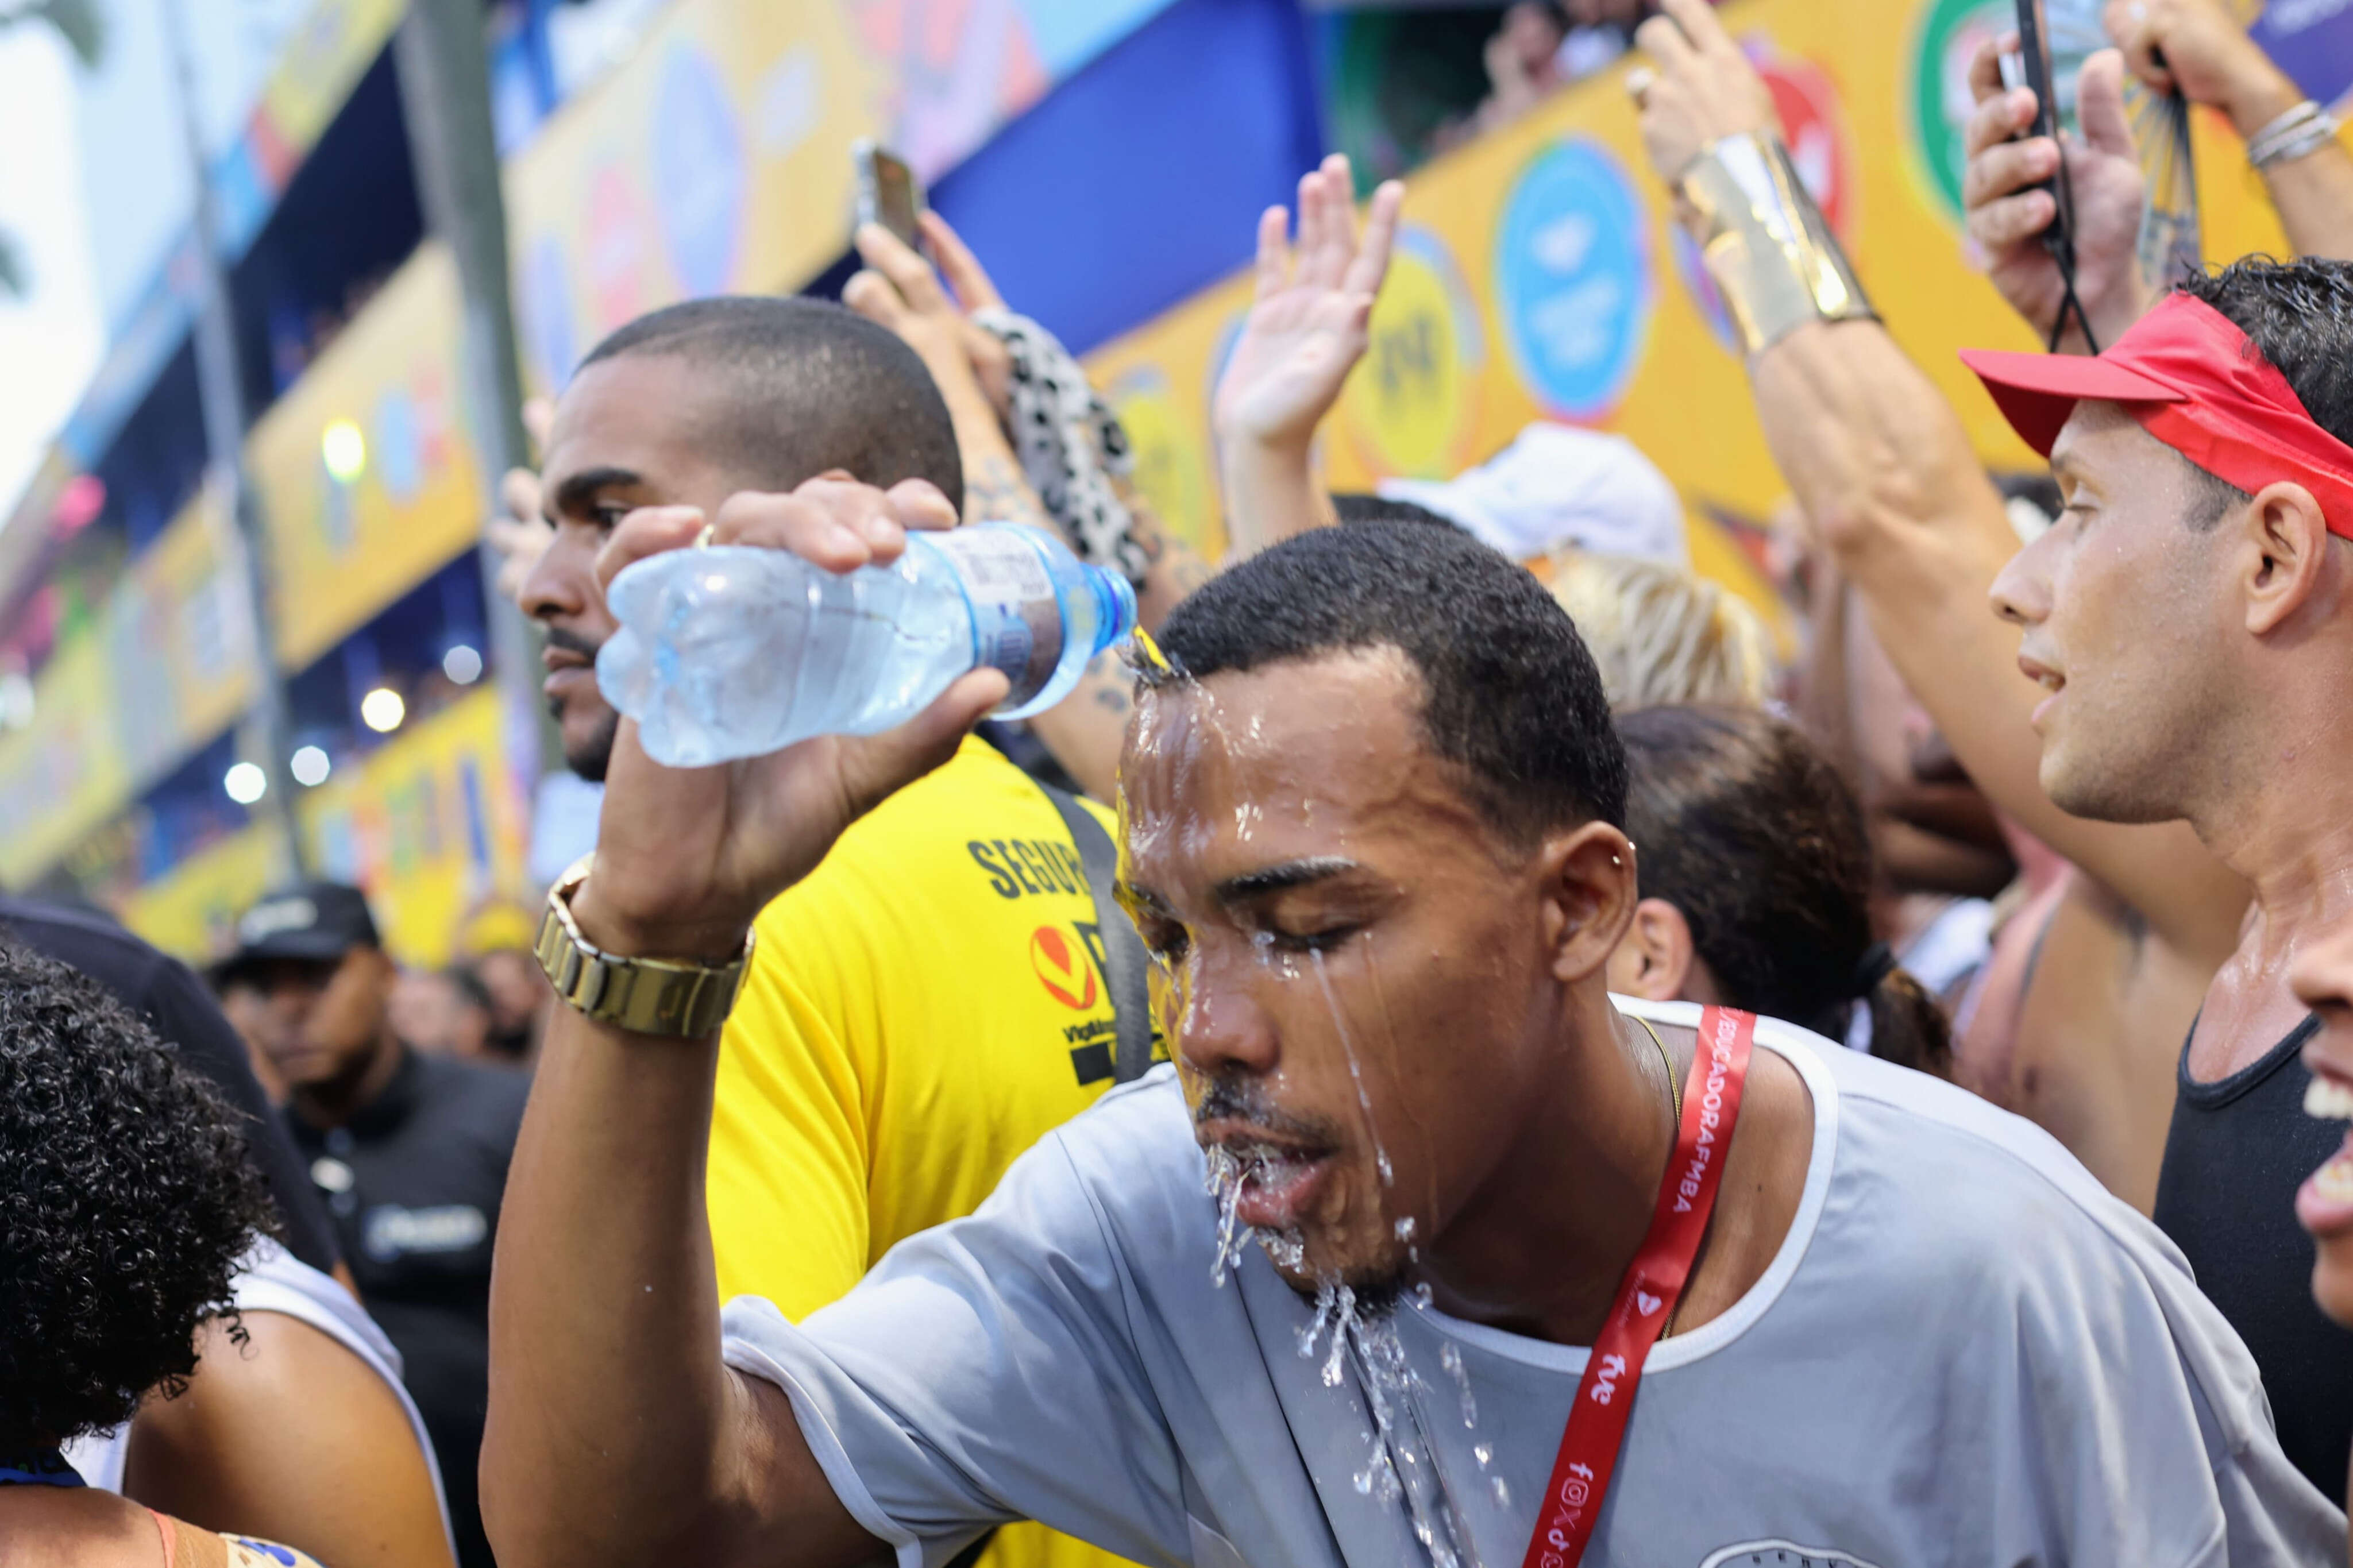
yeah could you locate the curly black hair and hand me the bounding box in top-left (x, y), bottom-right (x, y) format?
top-left (0, 943), bottom-right (279, 1450)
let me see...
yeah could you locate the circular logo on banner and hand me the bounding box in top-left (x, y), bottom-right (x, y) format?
top-left (652, 43), bottom-right (747, 297)
top-left (522, 235), bottom-right (578, 391)
top-left (1030, 925), bottom-right (1099, 1011)
top-left (1676, 45), bottom-right (1859, 353)
top-left (1106, 367), bottom-right (1215, 557)
top-left (1909, 0), bottom-right (2012, 224)
top-left (1495, 137), bottom-right (1655, 421)
top-left (1337, 225), bottom-right (1484, 479)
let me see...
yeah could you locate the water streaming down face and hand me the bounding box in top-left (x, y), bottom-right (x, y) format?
top-left (1126, 659), bottom-right (1518, 1565)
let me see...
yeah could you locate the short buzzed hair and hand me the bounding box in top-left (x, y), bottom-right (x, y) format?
top-left (1151, 520), bottom-right (1627, 841)
top-left (579, 296), bottom-right (964, 511)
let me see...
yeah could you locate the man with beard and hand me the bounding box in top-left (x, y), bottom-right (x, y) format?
top-left (480, 498), bottom-right (2335, 1567)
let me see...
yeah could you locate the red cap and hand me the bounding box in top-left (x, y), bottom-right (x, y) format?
top-left (1959, 292), bottom-right (2353, 538)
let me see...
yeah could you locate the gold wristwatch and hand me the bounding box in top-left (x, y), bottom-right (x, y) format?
top-left (534, 856), bottom-right (755, 1038)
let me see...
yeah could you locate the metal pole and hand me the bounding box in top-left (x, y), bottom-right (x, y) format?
top-left (161, 0), bottom-right (308, 878)
top-left (392, 0), bottom-right (551, 809)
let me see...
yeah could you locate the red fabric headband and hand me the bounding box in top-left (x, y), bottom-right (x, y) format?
top-left (1959, 292), bottom-right (2353, 538)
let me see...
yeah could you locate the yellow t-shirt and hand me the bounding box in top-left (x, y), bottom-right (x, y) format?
top-left (709, 736), bottom-right (1141, 1568)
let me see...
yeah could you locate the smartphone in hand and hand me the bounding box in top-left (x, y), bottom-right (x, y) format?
top-left (853, 140), bottom-right (924, 252)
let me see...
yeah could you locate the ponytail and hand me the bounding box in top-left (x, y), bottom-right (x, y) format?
top-left (1861, 966), bottom-right (1954, 1081)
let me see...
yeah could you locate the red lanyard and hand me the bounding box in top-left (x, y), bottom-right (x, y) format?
top-left (1519, 1006), bottom-right (1756, 1568)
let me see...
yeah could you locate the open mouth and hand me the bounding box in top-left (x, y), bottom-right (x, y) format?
top-left (2018, 655), bottom-right (2066, 728)
top-left (2297, 1067), bottom-right (2353, 1237)
top-left (1201, 1125), bottom-right (1337, 1232)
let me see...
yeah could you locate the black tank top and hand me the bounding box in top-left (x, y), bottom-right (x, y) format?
top-left (2153, 1015), bottom-right (2353, 1503)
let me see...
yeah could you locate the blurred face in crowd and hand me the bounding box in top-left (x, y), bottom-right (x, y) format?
top-left (240, 948), bottom-right (395, 1091)
top-left (474, 947), bottom-right (549, 1040)
top-left (1841, 596), bottom-right (2014, 901)
top-left (2293, 922), bottom-right (2353, 1326)
top-left (523, 354), bottom-right (759, 781)
top-left (1992, 402), bottom-right (2239, 823)
top-left (217, 975), bottom-right (289, 1103)
top-left (389, 968), bottom-right (492, 1059)
top-left (1118, 648), bottom-right (1632, 1299)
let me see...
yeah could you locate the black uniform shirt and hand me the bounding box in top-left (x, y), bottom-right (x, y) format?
top-left (287, 1046), bottom-right (527, 1568)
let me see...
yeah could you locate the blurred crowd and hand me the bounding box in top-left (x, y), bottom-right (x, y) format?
top-left (14, 0), bottom-right (2353, 1565)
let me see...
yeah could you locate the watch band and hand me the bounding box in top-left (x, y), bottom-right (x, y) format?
top-left (534, 856), bottom-right (754, 1038)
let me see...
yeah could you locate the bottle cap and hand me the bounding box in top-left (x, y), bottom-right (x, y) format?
top-left (1091, 567), bottom-right (1140, 656)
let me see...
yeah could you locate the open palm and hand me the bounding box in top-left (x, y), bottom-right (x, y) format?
top-left (1213, 154), bottom-right (1405, 451)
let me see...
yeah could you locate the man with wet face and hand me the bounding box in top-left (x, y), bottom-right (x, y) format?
top-left (483, 514), bottom-right (2335, 1568)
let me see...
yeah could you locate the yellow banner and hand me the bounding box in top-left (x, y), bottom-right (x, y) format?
top-left (246, 242), bottom-right (485, 673)
top-left (105, 481), bottom-right (259, 791)
top-left (299, 689), bottom-right (528, 968)
top-left (118, 823), bottom-right (292, 968)
top-left (1083, 0), bottom-right (2300, 603)
top-left (0, 631), bottom-right (131, 887)
top-left (502, 0), bottom-right (892, 392)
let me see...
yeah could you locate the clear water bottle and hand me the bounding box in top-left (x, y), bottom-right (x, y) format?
top-left (596, 523), bottom-right (1140, 768)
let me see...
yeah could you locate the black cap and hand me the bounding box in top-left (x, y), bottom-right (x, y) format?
top-left (220, 882), bottom-right (381, 973)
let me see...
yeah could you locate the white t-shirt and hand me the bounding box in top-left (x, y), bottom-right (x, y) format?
top-left (722, 999), bottom-right (2343, 1568)
top-left (66, 1238), bottom-right (455, 1556)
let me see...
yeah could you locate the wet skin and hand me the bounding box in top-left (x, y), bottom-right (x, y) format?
top-left (1116, 647), bottom-right (1812, 1341)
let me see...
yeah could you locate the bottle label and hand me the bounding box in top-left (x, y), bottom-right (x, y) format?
top-left (931, 528), bottom-right (1063, 708)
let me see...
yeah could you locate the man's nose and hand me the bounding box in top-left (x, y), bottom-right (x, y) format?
top-left (521, 526), bottom-right (596, 624)
top-left (1172, 952), bottom-right (1280, 1083)
top-left (1989, 529), bottom-right (2057, 628)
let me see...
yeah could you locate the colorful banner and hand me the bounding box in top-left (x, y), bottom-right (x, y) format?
top-left (504, 0), bottom-right (893, 393)
top-left (245, 242), bottom-right (485, 674)
top-left (299, 689), bottom-right (529, 968)
top-left (503, 0), bottom-right (1188, 393)
top-left (1082, 0), bottom-right (2306, 613)
top-left (105, 480), bottom-right (259, 793)
top-left (0, 629), bottom-right (132, 887)
top-left (118, 822), bottom-right (292, 968)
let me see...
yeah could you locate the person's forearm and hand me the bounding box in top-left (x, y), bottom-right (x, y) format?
top-left (1749, 319), bottom-right (2248, 960)
top-left (1027, 653), bottom-right (1131, 802)
top-left (483, 997), bottom-right (772, 1567)
top-left (1217, 437), bottom-right (1339, 561)
top-left (2259, 138), bottom-right (2353, 261)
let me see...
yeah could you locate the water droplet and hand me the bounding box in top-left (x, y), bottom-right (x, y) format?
top-left (1394, 1216), bottom-right (1417, 1242)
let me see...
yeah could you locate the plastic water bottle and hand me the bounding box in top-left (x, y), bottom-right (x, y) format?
top-left (595, 523), bottom-right (1140, 767)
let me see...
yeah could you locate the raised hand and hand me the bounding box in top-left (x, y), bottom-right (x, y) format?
top-left (488, 397), bottom-right (557, 603)
top-left (2104, 0), bottom-right (2302, 134)
top-left (844, 214), bottom-right (1014, 432)
top-left (1212, 153), bottom-right (1405, 455)
top-left (1962, 41), bottom-right (2151, 352)
top-left (569, 478), bottom-right (1007, 962)
top-left (1626, 0), bottom-right (1779, 184)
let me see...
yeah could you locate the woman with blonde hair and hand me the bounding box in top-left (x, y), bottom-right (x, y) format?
top-left (1548, 550), bottom-right (1775, 710)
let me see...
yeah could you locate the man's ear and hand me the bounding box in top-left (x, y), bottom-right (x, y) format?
top-left (2239, 480), bottom-right (2338, 636)
top-left (1606, 897), bottom-right (1700, 1002)
top-left (1540, 822), bottom-right (1640, 986)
